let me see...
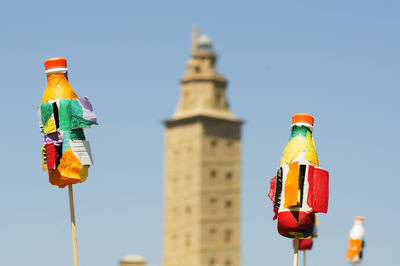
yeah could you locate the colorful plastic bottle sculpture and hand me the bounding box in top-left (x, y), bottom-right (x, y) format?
top-left (346, 217), bottom-right (365, 265)
top-left (268, 114), bottom-right (329, 238)
top-left (38, 57), bottom-right (97, 188)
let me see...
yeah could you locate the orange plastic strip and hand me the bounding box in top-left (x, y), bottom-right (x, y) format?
top-left (284, 162), bottom-right (300, 208)
top-left (346, 238), bottom-right (362, 259)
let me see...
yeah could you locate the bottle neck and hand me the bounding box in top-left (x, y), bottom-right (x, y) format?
top-left (289, 124), bottom-right (312, 140)
top-left (46, 72), bottom-right (68, 83)
top-left (354, 220), bottom-right (363, 227)
top-left (42, 72), bottom-right (78, 104)
top-left (350, 220), bottom-right (365, 238)
top-left (45, 66), bottom-right (67, 76)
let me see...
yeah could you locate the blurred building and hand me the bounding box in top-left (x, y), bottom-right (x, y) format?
top-left (163, 27), bottom-right (243, 266)
top-left (119, 255), bottom-right (147, 266)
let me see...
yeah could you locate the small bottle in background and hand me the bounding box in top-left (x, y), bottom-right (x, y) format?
top-left (346, 216), bottom-right (366, 265)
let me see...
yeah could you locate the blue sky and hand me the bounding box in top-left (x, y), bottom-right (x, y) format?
top-left (0, 1), bottom-right (399, 265)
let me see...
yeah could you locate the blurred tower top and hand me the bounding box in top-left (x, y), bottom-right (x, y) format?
top-left (172, 26), bottom-right (235, 121)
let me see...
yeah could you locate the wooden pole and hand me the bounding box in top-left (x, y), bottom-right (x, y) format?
top-left (293, 233), bottom-right (299, 266)
top-left (303, 251), bottom-right (306, 266)
top-left (68, 184), bottom-right (79, 266)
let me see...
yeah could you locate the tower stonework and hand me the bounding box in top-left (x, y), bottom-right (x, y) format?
top-left (163, 27), bottom-right (242, 266)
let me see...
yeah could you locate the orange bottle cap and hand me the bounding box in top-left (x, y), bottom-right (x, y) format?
top-left (292, 113), bottom-right (314, 126)
top-left (44, 57), bottom-right (67, 70)
top-left (355, 216), bottom-right (364, 221)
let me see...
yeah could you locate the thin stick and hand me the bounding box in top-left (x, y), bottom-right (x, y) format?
top-left (303, 251), bottom-right (306, 266)
top-left (293, 233), bottom-right (299, 266)
top-left (68, 184), bottom-right (79, 266)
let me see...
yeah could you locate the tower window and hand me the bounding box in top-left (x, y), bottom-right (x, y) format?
top-left (210, 139), bottom-right (217, 148)
top-left (215, 93), bottom-right (222, 106)
top-left (195, 66), bottom-right (200, 73)
top-left (211, 58), bottom-right (216, 68)
top-left (209, 259), bottom-right (215, 266)
top-left (209, 198), bottom-right (217, 214)
top-left (225, 260), bottom-right (231, 266)
top-left (209, 227), bottom-right (216, 235)
top-left (210, 170), bottom-right (217, 178)
top-left (225, 200), bottom-right (232, 209)
top-left (209, 198), bottom-right (217, 206)
top-left (224, 230), bottom-right (232, 243)
top-left (226, 172), bottom-right (232, 181)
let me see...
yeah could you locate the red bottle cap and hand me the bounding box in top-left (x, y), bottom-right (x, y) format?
top-left (44, 57), bottom-right (67, 70)
top-left (355, 216), bottom-right (364, 221)
top-left (292, 113), bottom-right (314, 126)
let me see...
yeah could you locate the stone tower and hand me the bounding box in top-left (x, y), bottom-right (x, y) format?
top-left (163, 27), bottom-right (242, 266)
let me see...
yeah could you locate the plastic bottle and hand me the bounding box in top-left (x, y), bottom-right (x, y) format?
top-left (346, 217), bottom-right (365, 264)
top-left (39, 57), bottom-right (97, 188)
top-left (269, 113), bottom-right (329, 238)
